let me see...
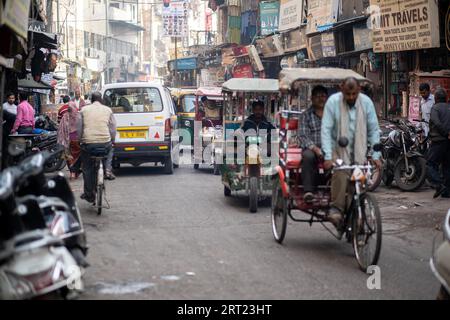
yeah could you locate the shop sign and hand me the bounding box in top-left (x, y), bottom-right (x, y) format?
top-left (306, 0), bottom-right (339, 34)
top-left (353, 24), bottom-right (373, 51)
top-left (255, 34), bottom-right (285, 58)
top-left (370, 0), bottom-right (440, 53)
top-left (283, 27), bottom-right (307, 53)
top-left (232, 64), bottom-right (254, 78)
top-left (2, 0), bottom-right (31, 39)
top-left (260, 1), bottom-right (280, 35)
top-left (278, 0), bottom-right (303, 32)
top-left (247, 45), bottom-right (264, 72)
top-left (408, 96), bottom-right (421, 122)
top-left (307, 34), bottom-right (323, 61)
top-left (321, 32), bottom-right (336, 57)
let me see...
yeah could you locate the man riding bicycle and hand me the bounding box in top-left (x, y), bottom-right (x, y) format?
top-left (78, 92), bottom-right (116, 203)
top-left (321, 77), bottom-right (381, 229)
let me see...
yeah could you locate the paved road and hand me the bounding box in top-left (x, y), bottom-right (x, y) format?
top-left (70, 164), bottom-right (449, 300)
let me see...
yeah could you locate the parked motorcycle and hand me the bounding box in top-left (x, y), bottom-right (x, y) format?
top-left (430, 209), bottom-right (450, 300)
top-left (0, 166), bottom-right (83, 299)
top-left (380, 119), bottom-right (427, 191)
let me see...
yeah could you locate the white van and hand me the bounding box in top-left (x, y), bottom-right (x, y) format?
top-left (101, 82), bottom-right (177, 174)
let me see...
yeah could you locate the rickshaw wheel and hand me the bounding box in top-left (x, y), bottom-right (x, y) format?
top-left (271, 178), bottom-right (288, 244)
top-left (213, 164), bottom-right (220, 175)
top-left (352, 193), bottom-right (382, 272)
top-left (249, 177), bottom-right (258, 213)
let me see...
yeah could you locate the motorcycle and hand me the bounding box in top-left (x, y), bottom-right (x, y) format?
top-left (0, 166), bottom-right (83, 300)
top-left (430, 209), bottom-right (450, 300)
top-left (380, 119), bottom-right (427, 191)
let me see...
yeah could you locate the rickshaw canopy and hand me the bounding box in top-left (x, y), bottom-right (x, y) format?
top-left (196, 86), bottom-right (222, 98)
top-left (171, 88), bottom-right (197, 99)
top-left (279, 68), bottom-right (371, 91)
top-left (222, 78), bottom-right (280, 93)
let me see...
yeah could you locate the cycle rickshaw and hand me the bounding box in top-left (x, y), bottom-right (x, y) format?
top-left (221, 78), bottom-right (281, 213)
top-left (271, 68), bottom-right (382, 271)
top-left (193, 87), bottom-right (224, 174)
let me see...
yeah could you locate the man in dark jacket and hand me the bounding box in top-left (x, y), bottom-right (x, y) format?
top-left (427, 88), bottom-right (450, 198)
top-left (242, 100), bottom-right (275, 132)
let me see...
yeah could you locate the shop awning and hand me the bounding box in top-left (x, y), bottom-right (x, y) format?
top-left (29, 30), bottom-right (58, 49)
top-left (18, 74), bottom-right (52, 90)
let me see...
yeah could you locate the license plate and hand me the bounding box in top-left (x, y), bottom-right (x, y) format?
top-left (119, 131), bottom-right (146, 139)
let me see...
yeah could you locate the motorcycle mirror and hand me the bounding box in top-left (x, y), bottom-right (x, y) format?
top-left (373, 143), bottom-right (383, 152)
top-left (338, 137), bottom-right (349, 148)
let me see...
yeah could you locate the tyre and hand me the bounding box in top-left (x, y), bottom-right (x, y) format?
top-left (44, 155), bottom-right (65, 173)
top-left (194, 164), bottom-right (200, 170)
top-left (213, 164), bottom-right (220, 175)
top-left (224, 186), bottom-right (231, 197)
top-left (96, 184), bottom-right (103, 216)
top-left (352, 193), bottom-right (382, 272)
top-left (164, 156), bottom-right (174, 175)
top-left (437, 285), bottom-right (450, 300)
top-left (271, 178), bottom-right (288, 244)
top-left (249, 177), bottom-right (258, 213)
top-left (394, 156), bottom-right (427, 191)
top-left (367, 160), bottom-right (383, 192)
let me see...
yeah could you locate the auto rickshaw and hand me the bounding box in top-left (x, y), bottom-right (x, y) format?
top-left (272, 67), bottom-right (382, 271)
top-left (171, 88), bottom-right (197, 149)
top-left (193, 86), bottom-right (224, 174)
top-left (221, 78), bottom-right (280, 213)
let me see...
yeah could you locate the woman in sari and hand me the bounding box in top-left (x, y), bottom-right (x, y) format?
top-left (57, 101), bottom-right (81, 179)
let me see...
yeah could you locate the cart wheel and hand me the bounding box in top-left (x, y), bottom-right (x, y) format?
top-left (224, 186), bottom-right (231, 197)
top-left (352, 193), bottom-right (382, 272)
top-left (249, 177), bottom-right (258, 213)
top-left (271, 178), bottom-right (288, 244)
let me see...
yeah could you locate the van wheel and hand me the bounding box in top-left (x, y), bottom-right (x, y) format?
top-left (164, 157), bottom-right (174, 175)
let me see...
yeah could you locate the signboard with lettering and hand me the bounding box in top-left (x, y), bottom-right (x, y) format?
top-left (353, 24), bottom-right (373, 51)
top-left (307, 34), bottom-right (323, 60)
top-left (370, 0), bottom-right (440, 53)
top-left (256, 34), bottom-right (285, 58)
top-left (321, 32), bottom-right (336, 57)
top-left (278, 0), bottom-right (303, 31)
top-left (283, 27), bottom-right (307, 53)
top-left (2, 0), bottom-right (31, 39)
top-left (408, 96), bottom-right (421, 122)
top-left (260, 1), bottom-right (280, 35)
top-left (306, 0), bottom-right (339, 34)
top-left (232, 64), bottom-right (254, 78)
top-left (162, 0), bottom-right (189, 38)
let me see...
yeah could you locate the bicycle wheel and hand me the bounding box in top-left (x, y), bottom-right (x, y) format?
top-left (352, 193), bottom-right (382, 272)
top-left (96, 184), bottom-right (103, 216)
top-left (271, 178), bottom-right (288, 244)
top-left (249, 177), bottom-right (258, 213)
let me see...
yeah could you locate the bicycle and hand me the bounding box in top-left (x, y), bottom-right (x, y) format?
top-left (89, 146), bottom-right (111, 216)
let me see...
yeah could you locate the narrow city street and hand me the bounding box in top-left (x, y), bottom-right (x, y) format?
top-left (70, 164), bottom-right (449, 300)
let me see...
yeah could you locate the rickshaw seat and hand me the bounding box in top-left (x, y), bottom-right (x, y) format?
top-left (280, 147), bottom-right (302, 169)
top-left (280, 117), bottom-right (299, 131)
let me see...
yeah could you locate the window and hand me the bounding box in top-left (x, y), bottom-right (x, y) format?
top-left (104, 87), bottom-right (164, 113)
top-left (182, 95), bottom-right (196, 113)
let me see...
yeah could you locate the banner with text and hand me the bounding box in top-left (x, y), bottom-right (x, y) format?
top-left (260, 1), bottom-right (280, 35)
top-left (370, 0), bottom-right (440, 53)
top-left (278, 0), bottom-right (303, 32)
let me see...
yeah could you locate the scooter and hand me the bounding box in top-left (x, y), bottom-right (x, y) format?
top-left (430, 209), bottom-right (450, 300)
top-left (0, 168), bottom-right (83, 300)
top-left (14, 151), bottom-right (89, 268)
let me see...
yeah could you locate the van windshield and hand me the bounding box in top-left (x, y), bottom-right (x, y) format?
top-left (103, 87), bottom-right (163, 113)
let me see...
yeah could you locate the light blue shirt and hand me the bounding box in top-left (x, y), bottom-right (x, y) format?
top-left (420, 93), bottom-right (434, 137)
top-left (321, 92), bottom-right (381, 161)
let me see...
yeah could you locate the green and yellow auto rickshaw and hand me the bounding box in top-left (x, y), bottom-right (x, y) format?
top-left (171, 88), bottom-right (197, 149)
top-left (220, 78), bottom-right (281, 213)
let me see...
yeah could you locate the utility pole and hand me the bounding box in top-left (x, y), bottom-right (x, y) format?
top-left (56, 0), bottom-right (60, 35)
top-left (174, 37), bottom-right (178, 88)
top-left (105, 0), bottom-right (110, 84)
top-left (47, 0), bottom-right (53, 33)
